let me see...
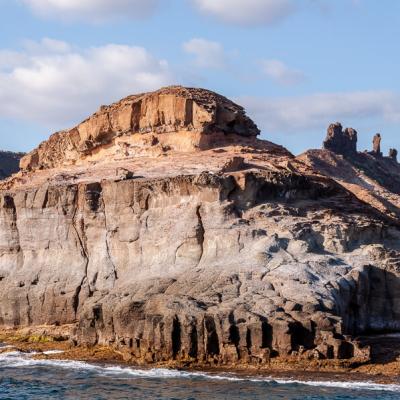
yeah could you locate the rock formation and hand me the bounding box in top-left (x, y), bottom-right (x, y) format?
top-left (372, 133), bottom-right (382, 157)
top-left (20, 86), bottom-right (259, 172)
top-left (0, 151), bottom-right (24, 180)
top-left (318, 127), bottom-right (400, 197)
top-left (1, 90), bottom-right (400, 368)
top-left (389, 148), bottom-right (398, 162)
top-left (322, 123), bottom-right (358, 156)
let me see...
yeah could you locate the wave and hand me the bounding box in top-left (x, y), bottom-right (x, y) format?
top-left (0, 350), bottom-right (399, 393)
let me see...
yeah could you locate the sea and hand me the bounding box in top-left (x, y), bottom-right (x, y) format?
top-left (0, 347), bottom-right (399, 400)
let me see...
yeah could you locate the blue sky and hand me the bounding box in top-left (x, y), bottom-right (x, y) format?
top-left (0, 0), bottom-right (399, 155)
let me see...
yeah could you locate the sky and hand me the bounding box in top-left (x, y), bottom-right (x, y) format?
top-left (0, 0), bottom-right (399, 155)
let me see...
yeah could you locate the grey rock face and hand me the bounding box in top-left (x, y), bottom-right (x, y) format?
top-left (0, 168), bottom-right (399, 364)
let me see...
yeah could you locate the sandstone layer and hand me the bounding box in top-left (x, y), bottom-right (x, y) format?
top-left (1, 87), bottom-right (400, 369)
top-left (20, 86), bottom-right (259, 172)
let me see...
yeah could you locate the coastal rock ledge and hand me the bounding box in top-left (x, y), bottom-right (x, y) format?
top-left (1, 86), bottom-right (400, 369)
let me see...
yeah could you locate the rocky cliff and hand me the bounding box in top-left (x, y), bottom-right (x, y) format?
top-left (1, 86), bottom-right (400, 368)
top-left (20, 86), bottom-right (259, 172)
top-left (0, 151), bottom-right (24, 180)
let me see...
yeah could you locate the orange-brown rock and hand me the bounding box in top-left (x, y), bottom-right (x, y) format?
top-left (20, 86), bottom-right (260, 172)
top-left (372, 133), bottom-right (382, 157)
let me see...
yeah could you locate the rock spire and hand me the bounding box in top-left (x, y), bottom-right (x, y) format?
top-left (323, 122), bottom-right (358, 156)
top-left (372, 133), bottom-right (382, 157)
top-left (389, 148), bottom-right (398, 162)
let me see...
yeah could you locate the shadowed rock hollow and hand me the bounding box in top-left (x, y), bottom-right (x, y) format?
top-left (1, 86), bottom-right (400, 368)
top-left (0, 151), bottom-right (24, 180)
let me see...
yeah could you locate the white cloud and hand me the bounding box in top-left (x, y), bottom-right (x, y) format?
top-left (240, 91), bottom-right (400, 133)
top-left (0, 38), bottom-right (71, 70)
top-left (183, 38), bottom-right (227, 69)
top-left (23, 37), bottom-right (72, 54)
top-left (0, 39), bottom-right (172, 126)
top-left (20, 0), bottom-right (159, 22)
top-left (0, 50), bottom-right (28, 69)
top-left (261, 59), bottom-right (305, 86)
top-left (192, 0), bottom-right (295, 26)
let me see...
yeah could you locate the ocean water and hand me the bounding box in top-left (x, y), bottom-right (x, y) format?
top-left (0, 349), bottom-right (399, 400)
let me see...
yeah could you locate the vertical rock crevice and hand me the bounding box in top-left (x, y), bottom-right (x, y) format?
top-left (195, 205), bottom-right (205, 266)
top-left (100, 187), bottom-right (118, 283)
top-left (71, 188), bottom-right (89, 317)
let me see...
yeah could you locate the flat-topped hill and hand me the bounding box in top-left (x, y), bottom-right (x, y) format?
top-left (20, 86), bottom-right (260, 172)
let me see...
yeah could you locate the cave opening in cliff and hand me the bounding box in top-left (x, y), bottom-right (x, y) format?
top-left (189, 325), bottom-right (198, 359)
top-left (205, 316), bottom-right (220, 356)
top-left (172, 317), bottom-right (182, 358)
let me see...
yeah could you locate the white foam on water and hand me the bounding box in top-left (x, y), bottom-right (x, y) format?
top-left (42, 350), bottom-right (65, 355)
top-left (0, 350), bottom-right (399, 393)
top-left (263, 378), bottom-right (400, 393)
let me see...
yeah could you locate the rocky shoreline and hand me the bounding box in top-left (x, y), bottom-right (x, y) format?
top-left (1, 326), bottom-right (400, 386)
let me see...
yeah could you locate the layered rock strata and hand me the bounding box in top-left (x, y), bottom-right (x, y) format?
top-left (1, 88), bottom-right (400, 367)
top-left (20, 86), bottom-right (259, 172)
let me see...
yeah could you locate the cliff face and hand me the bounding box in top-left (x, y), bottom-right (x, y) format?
top-left (1, 87), bottom-right (400, 366)
top-left (0, 151), bottom-right (24, 180)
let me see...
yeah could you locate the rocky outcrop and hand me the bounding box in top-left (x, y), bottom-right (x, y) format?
top-left (0, 151), bottom-right (24, 180)
top-left (389, 148), bottom-right (398, 162)
top-left (372, 134), bottom-right (382, 157)
top-left (322, 123), bottom-right (358, 156)
top-left (1, 94), bottom-right (400, 368)
top-left (311, 124), bottom-right (400, 199)
top-left (0, 167), bottom-right (385, 364)
top-left (20, 86), bottom-right (260, 172)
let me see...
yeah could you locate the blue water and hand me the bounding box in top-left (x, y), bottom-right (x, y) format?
top-left (0, 349), bottom-right (399, 400)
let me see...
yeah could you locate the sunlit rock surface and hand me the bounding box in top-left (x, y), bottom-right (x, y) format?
top-left (1, 87), bottom-right (400, 366)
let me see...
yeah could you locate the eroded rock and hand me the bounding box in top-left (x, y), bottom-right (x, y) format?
top-left (389, 148), bottom-right (398, 162)
top-left (1, 90), bottom-right (400, 367)
top-left (20, 86), bottom-right (260, 172)
top-left (323, 123), bottom-right (358, 156)
top-left (372, 133), bottom-right (382, 157)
